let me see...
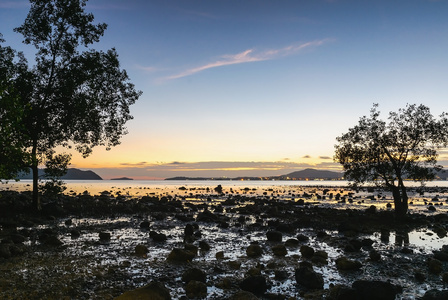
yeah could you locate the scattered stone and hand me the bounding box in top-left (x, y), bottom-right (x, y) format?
top-left (43, 235), bottom-right (63, 247)
top-left (266, 231), bottom-right (282, 242)
top-left (228, 261), bottom-right (241, 270)
top-left (229, 291), bottom-right (259, 300)
top-left (272, 244), bottom-right (287, 256)
top-left (297, 234), bottom-right (309, 242)
top-left (135, 244), bottom-right (148, 257)
top-left (284, 239), bottom-right (299, 248)
top-left (295, 261), bottom-right (324, 290)
top-left (352, 280), bottom-right (402, 300)
top-left (300, 245), bottom-right (314, 258)
top-left (274, 270), bottom-right (289, 281)
top-left (99, 232), bottom-right (111, 242)
top-left (199, 240), bottom-right (211, 251)
top-left (428, 258), bottom-right (443, 274)
top-left (369, 250), bottom-right (381, 261)
top-left (70, 229), bottom-right (81, 239)
top-left (246, 244), bottom-right (263, 257)
top-left (240, 276), bottom-right (267, 296)
top-left (185, 280), bottom-right (207, 299)
top-left (182, 268), bottom-right (206, 283)
top-left (215, 251), bottom-right (225, 259)
top-left (335, 257), bottom-right (362, 271)
top-left (150, 231), bottom-right (167, 242)
top-left (414, 271), bottom-right (426, 282)
top-left (184, 224), bottom-right (194, 236)
top-left (421, 289), bottom-right (448, 300)
top-left (139, 220), bottom-right (150, 228)
top-left (433, 250), bottom-right (448, 261)
top-left (167, 248), bottom-right (195, 262)
top-left (115, 281), bottom-right (171, 300)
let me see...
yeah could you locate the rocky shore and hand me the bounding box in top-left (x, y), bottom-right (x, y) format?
top-left (1, 186), bottom-right (448, 299)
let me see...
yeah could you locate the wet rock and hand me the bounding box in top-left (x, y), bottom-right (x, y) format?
top-left (43, 235), bottom-right (64, 247)
top-left (300, 245), bottom-right (314, 258)
top-left (295, 261), bottom-right (324, 290)
top-left (443, 273), bottom-right (448, 284)
top-left (362, 238), bottom-right (375, 247)
top-left (9, 234), bottom-right (26, 244)
top-left (369, 250), bottom-right (381, 261)
top-left (266, 231), bottom-right (282, 242)
top-left (428, 258), bottom-right (443, 274)
top-left (184, 224), bottom-right (194, 236)
top-left (328, 284), bottom-right (357, 300)
top-left (433, 250), bottom-right (448, 261)
top-left (216, 251), bottom-right (225, 259)
top-left (312, 250), bottom-right (328, 265)
top-left (229, 291), bottom-right (259, 300)
top-left (335, 257), bottom-right (362, 271)
top-left (99, 232), bottom-right (111, 242)
top-left (247, 267), bottom-right (262, 277)
top-left (274, 270), bottom-right (289, 281)
top-left (345, 239), bottom-right (362, 252)
top-left (215, 277), bottom-right (232, 289)
top-left (115, 281), bottom-right (171, 300)
top-left (422, 289), bottom-right (448, 300)
top-left (246, 244), bottom-right (263, 257)
top-left (139, 220), bottom-right (150, 228)
top-left (135, 244), bottom-right (148, 257)
top-left (182, 268), bottom-right (206, 283)
top-left (284, 239), bottom-right (299, 248)
top-left (167, 248), bottom-right (195, 262)
top-left (297, 234), bottom-right (309, 242)
top-left (199, 240), bottom-right (210, 251)
top-left (352, 280), bottom-right (402, 300)
top-left (240, 275), bottom-right (267, 296)
top-left (228, 261), bottom-right (241, 270)
top-left (0, 244), bottom-right (11, 259)
top-left (272, 244), bottom-right (287, 256)
top-left (70, 229), bottom-right (81, 239)
top-left (150, 231), bottom-right (167, 242)
top-left (185, 280), bottom-right (207, 298)
top-left (414, 271), bottom-right (426, 282)
top-left (184, 244), bottom-right (198, 256)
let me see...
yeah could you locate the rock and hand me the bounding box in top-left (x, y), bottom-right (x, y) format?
top-left (274, 270), bottom-right (289, 281)
top-left (443, 273), bottom-right (448, 284)
top-left (184, 244), bottom-right (198, 256)
top-left (0, 244), bottom-right (11, 259)
top-left (216, 251), bottom-right (225, 259)
top-left (184, 224), bottom-right (194, 236)
top-left (229, 291), bottom-right (259, 300)
top-left (297, 234), bottom-right (309, 242)
top-left (150, 231), bottom-right (167, 242)
top-left (240, 276), bottom-right (267, 296)
top-left (182, 268), bottom-right (206, 283)
top-left (362, 238), bottom-right (375, 247)
top-left (215, 277), bottom-right (232, 290)
top-left (335, 257), bottom-right (362, 271)
top-left (246, 244), bottom-right (263, 257)
top-left (99, 232), bottom-right (111, 242)
top-left (9, 234), bottom-right (26, 244)
top-left (369, 250), bottom-right (381, 261)
top-left (328, 284), bottom-right (357, 300)
top-left (246, 267), bottom-right (261, 277)
top-left (433, 250), bottom-right (448, 261)
top-left (352, 280), bottom-right (402, 300)
top-left (185, 280), bottom-right (207, 299)
top-left (199, 240), bottom-right (210, 251)
top-left (294, 261), bottom-right (324, 290)
top-left (167, 248), bottom-right (195, 262)
top-left (300, 245), bottom-right (314, 258)
top-left (115, 281), bottom-right (171, 300)
top-left (43, 235), bottom-right (64, 247)
top-left (272, 244), bottom-right (287, 256)
top-left (284, 239), bottom-right (300, 248)
top-left (428, 258), bottom-right (443, 274)
top-left (70, 229), bottom-right (81, 239)
top-left (135, 244), bottom-right (148, 257)
top-left (345, 239), bottom-right (362, 252)
top-left (266, 231), bottom-right (282, 242)
top-left (421, 289), bottom-right (448, 300)
top-left (228, 261), bottom-right (241, 270)
top-left (140, 220), bottom-right (150, 228)
top-left (414, 271), bottom-right (426, 282)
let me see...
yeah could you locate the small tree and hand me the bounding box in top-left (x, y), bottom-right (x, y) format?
top-left (334, 104), bottom-right (448, 216)
top-left (1, 0), bottom-right (141, 210)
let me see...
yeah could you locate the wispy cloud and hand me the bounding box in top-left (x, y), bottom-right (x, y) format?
top-left (162, 39), bottom-right (332, 81)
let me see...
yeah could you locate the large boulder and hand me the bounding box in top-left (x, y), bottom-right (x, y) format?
top-left (239, 276), bottom-right (267, 296)
top-left (352, 280), bottom-right (402, 300)
top-left (295, 261), bottom-right (324, 290)
top-left (115, 281), bottom-right (171, 300)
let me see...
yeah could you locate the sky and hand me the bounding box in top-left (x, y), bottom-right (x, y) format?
top-left (1, 0), bottom-right (448, 179)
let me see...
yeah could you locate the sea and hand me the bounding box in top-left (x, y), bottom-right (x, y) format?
top-left (2, 179), bottom-right (448, 197)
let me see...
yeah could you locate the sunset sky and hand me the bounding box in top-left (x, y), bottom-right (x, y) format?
top-left (1, 0), bottom-right (448, 179)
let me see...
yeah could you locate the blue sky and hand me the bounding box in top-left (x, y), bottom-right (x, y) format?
top-left (1, 0), bottom-right (448, 179)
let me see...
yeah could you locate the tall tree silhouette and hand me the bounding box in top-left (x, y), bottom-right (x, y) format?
top-left (3, 0), bottom-right (141, 209)
top-left (335, 104), bottom-right (448, 216)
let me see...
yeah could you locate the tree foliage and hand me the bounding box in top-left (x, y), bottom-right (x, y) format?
top-left (1, 0), bottom-right (142, 209)
top-left (334, 104), bottom-right (448, 215)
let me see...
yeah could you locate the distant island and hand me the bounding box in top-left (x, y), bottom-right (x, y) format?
top-left (16, 168), bottom-right (102, 180)
top-left (110, 177), bottom-right (134, 180)
top-left (165, 168), bottom-right (344, 181)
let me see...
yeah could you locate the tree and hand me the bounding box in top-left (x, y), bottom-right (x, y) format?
top-left (334, 104), bottom-right (448, 216)
top-left (2, 0), bottom-right (141, 210)
top-left (0, 35), bottom-right (30, 180)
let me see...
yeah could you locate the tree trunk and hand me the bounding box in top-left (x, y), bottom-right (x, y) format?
top-left (31, 141), bottom-right (41, 211)
top-left (392, 185), bottom-right (408, 216)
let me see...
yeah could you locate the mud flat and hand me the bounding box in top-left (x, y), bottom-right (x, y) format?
top-left (1, 186), bottom-right (448, 299)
